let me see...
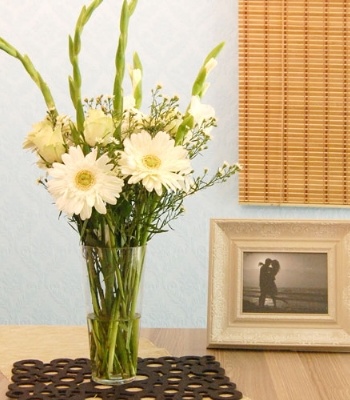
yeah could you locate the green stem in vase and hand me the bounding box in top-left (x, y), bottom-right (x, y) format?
top-left (85, 247), bottom-right (105, 315)
top-left (85, 244), bottom-right (145, 382)
top-left (106, 300), bottom-right (120, 376)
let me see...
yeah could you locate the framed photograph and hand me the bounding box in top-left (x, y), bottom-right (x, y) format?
top-left (207, 219), bottom-right (350, 351)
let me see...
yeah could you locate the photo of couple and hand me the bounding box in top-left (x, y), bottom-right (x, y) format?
top-left (242, 252), bottom-right (328, 314)
top-left (258, 258), bottom-right (280, 308)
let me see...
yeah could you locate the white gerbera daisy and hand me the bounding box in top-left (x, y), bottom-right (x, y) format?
top-left (119, 130), bottom-right (192, 196)
top-left (47, 146), bottom-right (124, 220)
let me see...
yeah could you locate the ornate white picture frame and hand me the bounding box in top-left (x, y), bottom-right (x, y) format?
top-left (207, 219), bottom-right (350, 351)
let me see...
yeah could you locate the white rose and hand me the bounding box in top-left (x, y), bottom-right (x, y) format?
top-left (83, 109), bottom-right (115, 146)
top-left (24, 116), bottom-right (67, 167)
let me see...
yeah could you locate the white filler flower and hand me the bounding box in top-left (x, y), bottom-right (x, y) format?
top-left (47, 146), bottom-right (124, 220)
top-left (119, 130), bottom-right (192, 196)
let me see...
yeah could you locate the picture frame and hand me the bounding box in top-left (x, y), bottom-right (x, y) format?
top-left (207, 219), bottom-right (350, 351)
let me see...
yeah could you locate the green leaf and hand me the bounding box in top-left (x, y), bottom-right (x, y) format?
top-left (175, 114), bottom-right (194, 144)
top-left (203, 41), bottom-right (225, 65)
top-left (68, 36), bottom-right (75, 64)
top-left (68, 76), bottom-right (77, 105)
top-left (73, 31), bottom-right (82, 55)
top-left (128, 0), bottom-right (138, 15)
top-left (132, 52), bottom-right (143, 109)
top-left (191, 42), bottom-right (225, 99)
top-left (69, 120), bottom-right (81, 145)
top-left (191, 68), bottom-right (206, 96)
top-left (133, 51), bottom-right (142, 71)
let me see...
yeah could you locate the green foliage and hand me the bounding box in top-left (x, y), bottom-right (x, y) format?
top-left (0, 0), bottom-right (240, 249)
top-left (0, 37), bottom-right (57, 113)
top-left (68, 0), bottom-right (104, 131)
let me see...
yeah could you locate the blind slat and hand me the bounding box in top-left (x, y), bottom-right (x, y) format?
top-left (239, 0), bottom-right (350, 206)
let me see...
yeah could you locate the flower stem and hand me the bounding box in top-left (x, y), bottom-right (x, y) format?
top-left (84, 245), bottom-right (145, 383)
top-left (0, 38), bottom-right (57, 114)
top-left (69, 0), bottom-right (103, 131)
top-left (113, 0), bottom-right (138, 130)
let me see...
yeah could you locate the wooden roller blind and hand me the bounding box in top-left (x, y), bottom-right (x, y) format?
top-left (239, 0), bottom-right (350, 206)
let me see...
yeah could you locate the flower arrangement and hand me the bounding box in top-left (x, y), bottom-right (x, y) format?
top-left (0, 0), bottom-right (240, 384)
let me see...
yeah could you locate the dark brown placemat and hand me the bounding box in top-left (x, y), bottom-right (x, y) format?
top-left (7, 355), bottom-right (243, 399)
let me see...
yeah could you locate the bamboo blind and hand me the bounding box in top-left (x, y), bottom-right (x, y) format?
top-left (239, 0), bottom-right (350, 206)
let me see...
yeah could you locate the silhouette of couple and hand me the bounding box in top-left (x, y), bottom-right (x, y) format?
top-left (258, 258), bottom-right (280, 308)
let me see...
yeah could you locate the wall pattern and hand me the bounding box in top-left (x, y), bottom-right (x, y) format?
top-left (1, 0), bottom-right (350, 328)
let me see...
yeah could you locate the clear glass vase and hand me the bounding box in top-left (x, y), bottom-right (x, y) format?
top-left (82, 245), bottom-right (146, 385)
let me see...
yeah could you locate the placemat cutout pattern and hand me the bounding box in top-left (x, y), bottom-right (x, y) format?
top-left (7, 356), bottom-right (243, 399)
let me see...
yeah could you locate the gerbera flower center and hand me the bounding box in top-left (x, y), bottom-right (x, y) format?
top-left (75, 169), bottom-right (96, 190)
top-left (142, 154), bottom-right (161, 169)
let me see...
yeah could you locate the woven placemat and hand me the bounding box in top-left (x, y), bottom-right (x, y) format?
top-left (7, 355), bottom-right (243, 400)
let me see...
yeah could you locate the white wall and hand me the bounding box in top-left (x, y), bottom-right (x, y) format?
top-left (1, 0), bottom-right (350, 327)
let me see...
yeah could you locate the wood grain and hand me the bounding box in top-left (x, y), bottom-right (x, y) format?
top-left (142, 328), bottom-right (350, 400)
top-left (1, 326), bottom-right (350, 400)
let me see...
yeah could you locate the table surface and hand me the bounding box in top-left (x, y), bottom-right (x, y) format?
top-left (0, 326), bottom-right (349, 400)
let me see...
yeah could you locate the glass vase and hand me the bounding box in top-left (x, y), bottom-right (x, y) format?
top-left (82, 245), bottom-right (146, 385)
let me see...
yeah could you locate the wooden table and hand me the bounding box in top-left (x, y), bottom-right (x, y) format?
top-left (0, 326), bottom-right (350, 400)
top-left (143, 328), bottom-right (350, 400)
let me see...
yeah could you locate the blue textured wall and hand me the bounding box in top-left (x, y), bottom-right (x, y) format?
top-left (1, 0), bottom-right (350, 327)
